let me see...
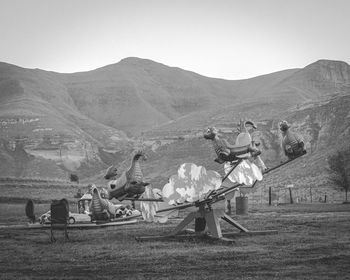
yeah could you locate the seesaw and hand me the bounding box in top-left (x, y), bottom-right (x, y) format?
top-left (0, 219), bottom-right (138, 231)
top-left (136, 153), bottom-right (305, 243)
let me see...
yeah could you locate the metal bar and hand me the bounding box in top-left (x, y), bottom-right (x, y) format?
top-left (129, 198), bottom-right (164, 202)
top-left (244, 154), bottom-right (307, 189)
top-left (155, 202), bottom-right (195, 213)
top-left (214, 182), bottom-right (242, 198)
top-left (221, 159), bottom-right (243, 183)
top-left (213, 153), bottom-right (306, 198)
top-left (123, 197), bottom-right (163, 202)
top-left (263, 154), bottom-right (305, 175)
top-left (221, 213), bottom-right (249, 232)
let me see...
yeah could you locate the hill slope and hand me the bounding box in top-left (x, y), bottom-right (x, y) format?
top-left (0, 58), bottom-right (349, 197)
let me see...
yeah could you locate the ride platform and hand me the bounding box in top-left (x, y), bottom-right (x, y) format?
top-left (0, 219), bottom-right (137, 230)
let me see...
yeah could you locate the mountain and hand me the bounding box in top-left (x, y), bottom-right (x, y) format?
top-left (145, 59), bottom-right (350, 134)
top-left (59, 57), bottom-right (241, 135)
top-left (0, 58), bottom-right (349, 203)
top-left (0, 62), bottom-right (129, 178)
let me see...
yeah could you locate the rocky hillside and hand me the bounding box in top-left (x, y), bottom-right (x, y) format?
top-left (0, 58), bottom-right (349, 200)
top-left (143, 94), bottom-right (350, 204)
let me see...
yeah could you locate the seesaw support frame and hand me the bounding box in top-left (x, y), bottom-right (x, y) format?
top-left (136, 204), bottom-right (277, 243)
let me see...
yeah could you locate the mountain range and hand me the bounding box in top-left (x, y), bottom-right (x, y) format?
top-left (0, 57), bottom-right (349, 202)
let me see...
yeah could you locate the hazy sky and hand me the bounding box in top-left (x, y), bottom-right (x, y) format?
top-left (0, 0), bottom-right (349, 79)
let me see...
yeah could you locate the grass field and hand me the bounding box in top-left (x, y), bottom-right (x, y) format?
top-left (0, 199), bottom-right (349, 280)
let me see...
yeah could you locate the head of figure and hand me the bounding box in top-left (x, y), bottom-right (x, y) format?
top-left (87, 184), bottom-right (95, 194)
top-left (133, 149), bottom-right (147, 161)
top-left (104, 166), bottom-right (118, 180)
top-left (236, 119), bottom-right (257, 133)
top-left (244, 120), bottom-right (257, 130)
top-left (279, 120), bottom-right (290, 132)
top-left (100, 188), bottom-right (108, 199)
top-left (204, 127), bottom-right (218, 140)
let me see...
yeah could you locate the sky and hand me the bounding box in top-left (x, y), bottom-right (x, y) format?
top-left (0, 0), bottom-right (349, 79)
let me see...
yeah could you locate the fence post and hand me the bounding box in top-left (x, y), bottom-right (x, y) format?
top-left (310, 187), bottom-right (312, 203)
top-left (289, 187), bottom-right (294, 204)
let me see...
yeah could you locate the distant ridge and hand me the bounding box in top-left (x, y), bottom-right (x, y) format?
top-left (0, 57), bottom-right (349, 182)
top-left (1, 57), bottom-right (349, 136)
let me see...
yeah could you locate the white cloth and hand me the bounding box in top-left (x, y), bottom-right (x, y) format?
top-left (140, 186), bottom-right (159, 222)
top-left (162, 163), bottom-right (222, 204)
top-left (224, 159), bottom-right (263, 186)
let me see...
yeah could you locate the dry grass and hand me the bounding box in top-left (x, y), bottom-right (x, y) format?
top-left (0, 183), bottom-right (82, 204)
top-left (0, 201), bottom-right (349, 280)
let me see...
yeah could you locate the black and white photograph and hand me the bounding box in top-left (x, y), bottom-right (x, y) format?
top-left (0, 0), bottom-right (349, 279)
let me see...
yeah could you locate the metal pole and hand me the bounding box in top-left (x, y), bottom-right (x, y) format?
top-left (221, 159), bottom-right (242, 183)
top-left (127, 198), bottom-right (163, 202)
top-left (156, 202), bottom-right (195, 214)
top-left (289, 187), bottom-right (294, 204)
top-left (310, 187), bottom-right (312, 203)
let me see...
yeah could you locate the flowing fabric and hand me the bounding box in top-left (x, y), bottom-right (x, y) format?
top-left (140, 186), bottom-right (159, 222)
top-left (140, 186), bottom-right (179, 223)
top-left (141, 163), bottom-right (222, 222)
top-left (162, 163), bottom-right (222, 205)
top-left (224, 159), bottom-right (263, 186)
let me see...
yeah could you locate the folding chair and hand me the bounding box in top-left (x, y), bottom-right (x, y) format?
top-left (50, 199), bottom-right (69, 243)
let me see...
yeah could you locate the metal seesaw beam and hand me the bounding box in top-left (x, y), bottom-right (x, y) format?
top-left (136, 152), bottom-right (307, 242)
top-left (215, 152), bottom-right (307, 196)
